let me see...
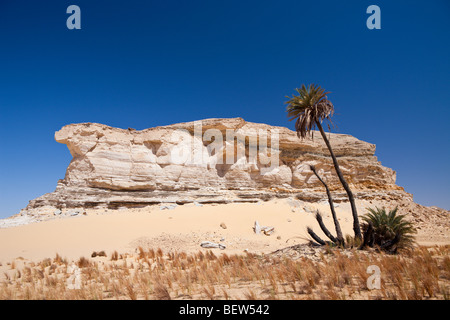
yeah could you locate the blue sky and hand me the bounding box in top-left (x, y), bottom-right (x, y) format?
top-left (0, 0), bottom-right (449, 218)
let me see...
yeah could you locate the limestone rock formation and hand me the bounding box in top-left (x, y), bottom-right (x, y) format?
top-left (25, 118), bottom-right (409, 211)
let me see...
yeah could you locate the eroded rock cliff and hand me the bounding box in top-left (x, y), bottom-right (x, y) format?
top-left (25, 118), bottom-right (409, 210)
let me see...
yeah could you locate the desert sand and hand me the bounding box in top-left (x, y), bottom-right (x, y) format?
top-left (6, 118), bottom-right (447, 265)
top-left (0, 198), bottom-right (448, 264)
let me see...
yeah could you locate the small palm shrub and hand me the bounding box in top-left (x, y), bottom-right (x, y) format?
top-left (362, 206), bottom-right (417, 252)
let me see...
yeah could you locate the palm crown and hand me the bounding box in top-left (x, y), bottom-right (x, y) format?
top-left (286, 84), bottom-right (334, 138)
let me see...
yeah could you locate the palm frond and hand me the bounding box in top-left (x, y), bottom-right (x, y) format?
top-left (285, 83), bottom-right (335, 138)
top-left (362, 206), bottom-right (417, 251)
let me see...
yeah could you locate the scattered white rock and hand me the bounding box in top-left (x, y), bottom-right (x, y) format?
top-left (200, 241), bottom-right (226, 250)
top-left (253, 221), bottom-right (275, 236)
top-left (160, 204), bottom-right (177, 210)
top-left (261, 226), bottom-right (275, 236)
top-left (67, 209), bottom-right (82, 216)
top-left (53, 209), bottom-right (62, 216)
top-left (0, 215), bottom-right (38, 228)
top-left (287, 198), bottom-right (301, 208)
top-left (303, 206), bottom-right (315, 213)
top-left (254, 221), bottom-right (261, 234)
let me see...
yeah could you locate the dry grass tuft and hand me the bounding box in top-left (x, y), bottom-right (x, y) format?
top-left (0, 245), bottom-right (448, 300)
top-left (110, 251), bottom-right (119, 261)
top-left (154, 282), bottom-right (171, 300)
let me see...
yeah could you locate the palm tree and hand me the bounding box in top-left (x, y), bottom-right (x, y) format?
top-left (362, 207), bottom-right (417, 252)
top-left (286, 84), bottom-right (362, 240)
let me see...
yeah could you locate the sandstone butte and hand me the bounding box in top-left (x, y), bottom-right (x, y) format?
top-left (23, 117), bottom-right (411, 214)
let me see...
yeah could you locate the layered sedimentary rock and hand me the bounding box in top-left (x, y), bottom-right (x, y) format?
top-left (25, 118), bottom-right (409, 210)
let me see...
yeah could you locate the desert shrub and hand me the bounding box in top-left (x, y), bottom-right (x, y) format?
top-left (362, 206), bottom-right (416, 251)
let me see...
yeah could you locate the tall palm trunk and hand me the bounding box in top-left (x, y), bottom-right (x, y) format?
top-left (315, 120), bottom-right (362, 240)
top-left (310, 165), bottom-right (345, 245)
